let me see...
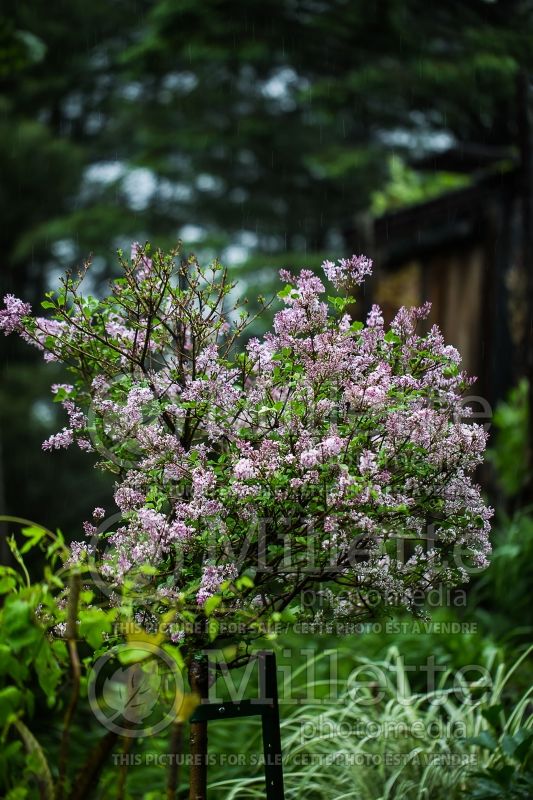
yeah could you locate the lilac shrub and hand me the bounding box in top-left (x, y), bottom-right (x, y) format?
top-left (0, 244), bottom-right (492, 660)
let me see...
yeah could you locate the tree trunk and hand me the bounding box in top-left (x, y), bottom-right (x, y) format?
top-left (188, 657), bottom-right (209, 800)
top-left (167, 721), bottom-right (183, 800)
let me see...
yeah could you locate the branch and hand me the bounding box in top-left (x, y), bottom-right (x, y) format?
top-left (166, 721), bottom-right (184, 799)
top-left (57, 572), bottom-right (81, 800)
top-left (67, 731), bottom-right (119, 800)
top-left (12, 718), bottom-right (55, 800)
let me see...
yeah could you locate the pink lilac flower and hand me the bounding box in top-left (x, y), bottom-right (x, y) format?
top-left (391, 302), bottom-right (432, 338)
top-left (234, 458), bottom-right (256, 480)
top-left (35, 318), bottom-right (66, 342)
top-left (339, 314), bottom-right (352, 333)
top-left (62, 400), bottom-right (85, 430)
top-left (137, 508), bottom-right (168, 543)
top-left (196, 344), bottom-right (219, 373)
top-left (322, 436), bottom-right (344, 457)
top-left (196, 563), bottom-right (238, 606)
top-left (366, 305), bottom-right (384, 328)
top-left (114, 486), bottom-right (145, 511)
top-left (273, 269), bottom-right (328, 341)
top-left (51, 383), bottom-right (74, 395)
top-left (168, 520), bottom-right (193, 541)
top-left (131, 241), bottom-right (153, 280)
top-left (168, 626), bottom-right (185, 644)
top-left (125, 386), bottom-right (154, 424)
top-left (192, 466), bottom-right (217, 494)
top-left (0, 295), bottom-right (31, 335)
top-left (42, 428), bottom-right (74, 451)
top-left (83, 521), bottom-right (97, 537)
top-left (66, 540), bottom-right (94, 566)
top-left (322, 255), bottom-right (373, 289)
top-left (359, 450), bottom-right (378, 474)
top-left (246, 337), bottom-right (274, 368)
top-left (107, 318), bottom-right (137, 344)
top-left (300, 449), bottom-right (320, 468)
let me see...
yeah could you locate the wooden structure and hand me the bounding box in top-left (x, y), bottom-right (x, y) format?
top-left (355, 151), bottom-right (523, 409)
top-left (190, 651), bottom-right (285, 799)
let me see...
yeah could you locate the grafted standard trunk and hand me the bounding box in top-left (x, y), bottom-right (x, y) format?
top-left (188, 657), bottom-right (209, 800)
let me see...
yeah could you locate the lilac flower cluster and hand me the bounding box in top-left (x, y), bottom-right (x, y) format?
top-left (0, 294), bottom-right (31, 335)
top-left (196, 563), bottom-right (238, 606)
top-left (42, 428), bottom-right (74, 451)
top-left (131, 241), bottom-right (153, 280)
top-left (322, 255), bottom-right (373, 289)
top-left (1, 243), bottom-right (493, 649)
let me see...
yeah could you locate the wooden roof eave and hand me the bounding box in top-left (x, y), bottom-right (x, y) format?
top-left (368, 166), bottom-right (519, 268)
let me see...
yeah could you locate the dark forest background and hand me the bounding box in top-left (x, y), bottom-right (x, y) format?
top-left (1, 0), bottom-right (532, 536)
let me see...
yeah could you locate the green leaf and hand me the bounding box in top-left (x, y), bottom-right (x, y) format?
top-left (0, 686), bottom-right (23, 725)
top-left (19, 526), bottom-right (46, 554)
top-left (481, 704), bottom-right (503, 732)
top-left (466, 730), bottom-right (498, 751)
top-left (0, 643), bottom-right (13, 672)
top-left (6, 538), bottom-right (30, 587)
top-left (328, 295), bottom-right (351, 311)
top-left (515, 733), bottom-right (533, 763)
top-left (78, 607), bottom-right (114, 649)
top-left (384, 331), bottom-right (401, 344)
top-left (502, 728), bottom-right (533, 761)
top-left (2, 599), bottom-right (41, 653)
top-left (34, 639), bottom-right (63, 704)
top-left (208, 618), bottom-right (219, 642)
top-left (277, 284), bottom-right (293, 299)
top-left (204, 595), bottom-right (222, 616)
top-left (117, 646), bottom-right (152, 665)
top-left (139, 564), bottom-right (158, 575)
top-left (0, 643), bottom-right (26, 681)
top-left (236, 575), bottom-right (254, 590)
top-left (0, 741), bottom-right (23, 789)
top-left (443, 364), bottom-right (459, 378)
top-left (0, 575), bottom-right (18, 594)
top-left (162, 643), bottom-right (185, 672)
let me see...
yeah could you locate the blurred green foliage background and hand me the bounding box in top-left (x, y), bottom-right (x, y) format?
top-left (1, 0), bottom-right (532, 540)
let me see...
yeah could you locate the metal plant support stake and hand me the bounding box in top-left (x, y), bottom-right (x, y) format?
top-left (189, 651), bottom-right (285, 799)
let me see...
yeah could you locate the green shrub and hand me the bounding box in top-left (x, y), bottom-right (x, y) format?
top-left (207, 647), bottom-right (533, 800)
